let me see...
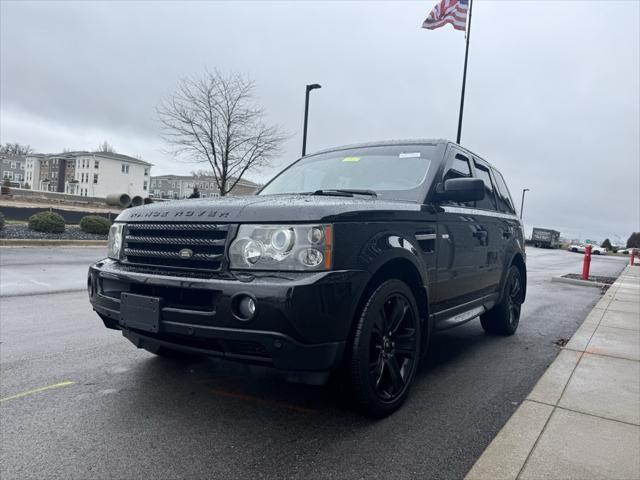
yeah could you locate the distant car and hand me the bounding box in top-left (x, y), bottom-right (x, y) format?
top-left (568, 244), bottom-right (606, 255)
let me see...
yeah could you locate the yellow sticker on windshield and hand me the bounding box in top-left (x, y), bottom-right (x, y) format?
top-left (342, 156), bottom-right (361, 162)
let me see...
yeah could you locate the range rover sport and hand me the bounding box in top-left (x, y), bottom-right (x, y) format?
top-left (88, 139), bottom-right (526, 417)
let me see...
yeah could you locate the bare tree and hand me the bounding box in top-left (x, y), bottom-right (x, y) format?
top-left (95, 141), bottom-right (116, 153)
top-left (158, 71), bottom-right (286, 196)
top-left (190, 168), bottom-right (214, 178)
top-left (0, 142), bottom-right (34, 155)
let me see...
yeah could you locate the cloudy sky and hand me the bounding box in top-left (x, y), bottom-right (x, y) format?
top-left (1, 0), bottom-right (638, 242)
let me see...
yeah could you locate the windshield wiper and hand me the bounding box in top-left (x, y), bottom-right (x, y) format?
top-left (311, 189), bottom-right (378, 198)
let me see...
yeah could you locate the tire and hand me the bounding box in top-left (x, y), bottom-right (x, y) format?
top-left (593, 250), bottom-right (600, 255)
top-left (571, 248), bottom-right (578, 253)
top-left (480, 265), bottom-right (524, 336)
top-left (347, 279), bottom-right (421, 417)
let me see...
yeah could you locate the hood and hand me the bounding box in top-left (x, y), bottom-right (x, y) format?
top-left (116, 194), bottom-right (428, 223)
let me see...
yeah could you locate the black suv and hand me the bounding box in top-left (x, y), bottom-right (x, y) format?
top-left (88, 139), bottom-right (526, 416)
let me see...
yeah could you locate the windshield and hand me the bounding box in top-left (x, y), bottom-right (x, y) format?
top-left (260, 145), bottom-right (435, 201)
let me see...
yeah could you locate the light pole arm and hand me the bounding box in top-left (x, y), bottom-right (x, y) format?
top-left (301, 84), bottom-right (321, 157)
top-left (520, 189), bottom-right (529, 219)
top-left (302, 87), bottom-right (311, 156)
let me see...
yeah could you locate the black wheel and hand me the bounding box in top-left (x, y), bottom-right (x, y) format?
top-left (481, 265), bottom-right (523, 336)
top-left (593, 250), bottom-right (600, 255)
top-left (571, 248), bottom-right (578, 253)
top-left (347, 279), bottom-right (421, 417)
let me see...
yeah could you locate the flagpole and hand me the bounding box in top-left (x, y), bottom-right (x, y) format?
top-left (456, 0), bottom-right (473, 144)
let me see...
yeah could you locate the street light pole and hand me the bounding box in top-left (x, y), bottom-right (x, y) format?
top-left (302, 83), bottom-right (321, 157)
top-left (520, 188), bottom-right (530, 219)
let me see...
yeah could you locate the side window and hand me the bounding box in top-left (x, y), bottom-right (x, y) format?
top-left (441, 152), bottom-right (473, 207)
top-left (443, 153), bottom-right (472, 181)
top-left (492, 169), bottom-right (517, 215)
top-left (473, 159), bottom-right (498, 211)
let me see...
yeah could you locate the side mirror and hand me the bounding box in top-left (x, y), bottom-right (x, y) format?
top-left (435, 178), bottom-right (485, 203)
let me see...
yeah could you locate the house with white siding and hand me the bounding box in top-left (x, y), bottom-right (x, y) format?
top-left (25, 151), bottom-right (152, 198)
top-left (1, 154), bottom-right (26, 186)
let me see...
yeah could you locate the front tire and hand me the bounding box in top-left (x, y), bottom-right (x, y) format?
top-left (347, 279), bottom-right (421, 417)
top-left (481, 265), bottom-right (524, 336)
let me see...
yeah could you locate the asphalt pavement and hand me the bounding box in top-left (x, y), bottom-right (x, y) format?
top-left (0, 246), bottom-right (628, 480)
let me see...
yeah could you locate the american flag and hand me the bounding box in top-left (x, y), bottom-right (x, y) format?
top-left (422, 0), bottom-right (469, 32)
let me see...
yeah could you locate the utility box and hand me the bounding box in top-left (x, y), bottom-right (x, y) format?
top-left (531, 228), bottom-right (561, 248)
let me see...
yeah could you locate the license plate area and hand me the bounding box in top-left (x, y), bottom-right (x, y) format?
top-left (120, 292), bottom-right (161, 333)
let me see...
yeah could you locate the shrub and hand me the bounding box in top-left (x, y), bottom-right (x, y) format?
top-left (601, 238), bottom-right (612, 251)
top-left (79, 215), bottom-right (111, 235)
top-left (28, 211), bottom-right (65, 233)
top-left (0, 212), bottom-right (5, 230)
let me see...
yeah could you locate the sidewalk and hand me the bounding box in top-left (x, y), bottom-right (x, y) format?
top-left (466, 265), bottom-right (640, 480)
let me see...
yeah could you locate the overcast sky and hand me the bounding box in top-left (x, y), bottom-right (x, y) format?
top-left (1, 0), bottom-right (638, 242)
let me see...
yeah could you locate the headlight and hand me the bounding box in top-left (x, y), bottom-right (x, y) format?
top-left (229, 224), bottom-right (333, 271)
top-left (107, 223), bottom-right (124, 260)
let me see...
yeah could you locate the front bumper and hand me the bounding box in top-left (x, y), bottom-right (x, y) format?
top-left (88, 259), bottom-right (369, 379)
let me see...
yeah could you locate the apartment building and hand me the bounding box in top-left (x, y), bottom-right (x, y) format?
top-left (1, 154), bottom-right (26, 186)
top-left (25, 151), bottom-right (152, 198)
top-left (150, 174), bottom-right (260, 199)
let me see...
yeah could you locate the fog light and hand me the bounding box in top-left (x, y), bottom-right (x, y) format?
top-left (234, 294), bottom-right (256, 321)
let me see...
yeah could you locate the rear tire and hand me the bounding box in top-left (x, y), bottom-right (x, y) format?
top-left (347, 279), bottom-right (421, 417)
top-left (480, 265), bottom-right (524, 336)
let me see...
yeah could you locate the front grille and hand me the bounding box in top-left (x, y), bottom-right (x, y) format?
top-left (123, 223), bottom-right (229, 271)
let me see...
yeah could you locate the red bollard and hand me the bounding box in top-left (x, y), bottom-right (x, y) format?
top-left (631, 249), bottom-right (637, 266)
top-left (582, 245), bottom-right (592, 280)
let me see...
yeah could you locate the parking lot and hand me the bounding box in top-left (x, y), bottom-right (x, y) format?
top-left (0, 246), bottom-right (629, 480)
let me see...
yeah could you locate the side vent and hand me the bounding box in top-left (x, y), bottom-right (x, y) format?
top-left (415, 228), bottom-right (436, 254)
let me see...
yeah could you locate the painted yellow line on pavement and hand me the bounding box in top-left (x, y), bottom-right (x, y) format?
top-left (0, 381), bottom-right (75, 404)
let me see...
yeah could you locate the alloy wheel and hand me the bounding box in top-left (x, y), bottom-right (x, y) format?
top-left (507, 270), bottom-right (522, 327)
top-left (368, 293), bottom-right (418, 402)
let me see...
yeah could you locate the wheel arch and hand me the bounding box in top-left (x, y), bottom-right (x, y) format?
top-left (348, 257), bottom-right (431, 356)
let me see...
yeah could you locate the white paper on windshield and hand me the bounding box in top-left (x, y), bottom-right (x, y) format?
top-left (399, 152), bottom-right (421, 158)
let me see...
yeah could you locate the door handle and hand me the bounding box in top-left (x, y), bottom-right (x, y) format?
top-left (473, 230), bottom-right (488, 240)
top-left (502, 229), bottom-right (513, 239)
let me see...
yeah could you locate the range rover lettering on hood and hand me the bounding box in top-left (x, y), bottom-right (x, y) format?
top-left (127, 209), bottom-right (231, 219)
top-left (116, 194), bottom-right (424, 223)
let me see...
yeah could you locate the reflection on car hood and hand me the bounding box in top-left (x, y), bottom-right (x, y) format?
top-left (116, 194), bottom-right (430, 223)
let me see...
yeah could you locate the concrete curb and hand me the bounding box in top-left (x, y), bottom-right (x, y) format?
top-left (466, 265), bottom-right (640, 480)
top-left (0, 239), bottom-right (107, 247)
top-left (551, 275), bottom-right (608, 289)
